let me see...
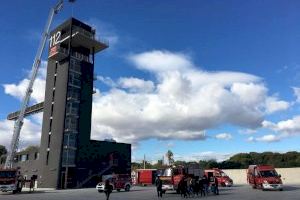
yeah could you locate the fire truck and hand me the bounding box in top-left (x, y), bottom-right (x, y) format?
top-left (0, 168), bottom-right (23, 194)
top-left (247, 165), bottom-right (283, 191)
top-left (159, 164), bottom-right (203, 193)
top-left (96, 174), bottom-right (132, 192)
top-left (204, 168), bottom-right (233, 187)
top-left (134, 169), bottom-right (157, 186)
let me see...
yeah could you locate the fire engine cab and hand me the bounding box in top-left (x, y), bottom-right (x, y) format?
top-left (0, 168), bottom-right (23, 194)
top-left (247, 165), bottom-right (283, 191)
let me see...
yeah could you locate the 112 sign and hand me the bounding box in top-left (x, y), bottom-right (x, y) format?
top-left (49, 31), bottom-right (61, 48)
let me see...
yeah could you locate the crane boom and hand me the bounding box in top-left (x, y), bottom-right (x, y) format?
top-left (4, 0), bottom-right (64, 169)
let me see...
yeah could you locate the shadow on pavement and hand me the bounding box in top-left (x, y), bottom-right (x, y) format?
top-left (282, 186), bottom-right (300, 191)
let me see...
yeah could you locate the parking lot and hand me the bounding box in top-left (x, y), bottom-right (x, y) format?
top-left (0, 185), bottom-right (299, 200)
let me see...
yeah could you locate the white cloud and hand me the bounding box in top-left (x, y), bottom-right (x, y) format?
top-left (128, 50), bottom-right (194, 73)
top-left (0, 119), bottom-right (41, 150)
top-left (97, 76), bottom-right (117, 88)
top-left (3, 62), bottom-right (47, 103)
top-left (90, 50), bottom-right (269, 144)
top-left (118, 77), bottom-right (155, 93)
top-left (1, 50), bottom-right (293, 148)
top-left (88, 50), bottom-right (294, 145)
top-left (239, 129), bottom-right (257, 135)
top-left (293, 87), bottom-right (300, 103)
top-left (166, 142), bottom-right (175, 148)
top-left (247, 116), bottom-right (300, 143)
top-left (263, 116), bottom-right (300, 136)
top-left (265, 97), bottom-right (290, 114)
top-left (247, 136), bottom-right (255, 142)
top-left (255, 134), bottom-right (280, 142)
top-left (215, 133), bottom-right (233, 140)
top-left (247, 134), bottom-right (280, 143)
top-left (174, 151), bottom-right (233, 162)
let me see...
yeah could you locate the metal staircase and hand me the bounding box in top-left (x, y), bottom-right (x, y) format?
top-left (76, 162), bottom-right (115, 188)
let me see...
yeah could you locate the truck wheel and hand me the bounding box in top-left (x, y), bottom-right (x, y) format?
top-left (125, 185), bottom-right (130, 191)
top-left (252, 185), bottom-right (256, 189)
top-left (12, 190), bottom-right (17, 194)
top-left (260, 184), bottom-right (265, 190)
top-left (117, 189), bottom-right (121, 192)
top-left (98, 190), bottom-right (103, 193)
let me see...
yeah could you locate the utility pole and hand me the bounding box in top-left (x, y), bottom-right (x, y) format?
top-left (143, 154), bottom-right (146, 169)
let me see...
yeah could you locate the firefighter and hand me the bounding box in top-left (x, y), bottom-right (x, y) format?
top-left (214, 176), bottom-right (219, 195)
top-left (16, 171), bottom-right (23, 193)
top-left (155, 176), bottom-right (163, 198)
top-left (104, 179), bottom-right (113, 200)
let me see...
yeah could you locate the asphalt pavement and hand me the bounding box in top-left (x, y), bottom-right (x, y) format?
top-left (0, 185), bottom-right (299, 200)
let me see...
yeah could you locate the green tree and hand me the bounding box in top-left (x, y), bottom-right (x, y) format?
top-left (166, 150), bottom-right (174, 166)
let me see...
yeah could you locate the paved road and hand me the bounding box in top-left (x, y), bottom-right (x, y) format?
top-left (0, 185), bottom-right (300, 200)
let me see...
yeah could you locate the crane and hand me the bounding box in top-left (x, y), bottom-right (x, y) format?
top-left (4, 0), bottom-right (74, 169)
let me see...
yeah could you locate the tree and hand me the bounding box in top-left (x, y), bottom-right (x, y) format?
top-left (0, 145), bottom-right (7, 157)
top-left (166, 150), bottom-right (174, 166)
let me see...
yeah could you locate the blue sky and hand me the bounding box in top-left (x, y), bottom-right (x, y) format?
top-left (1, 0), bottom-right (300, 163)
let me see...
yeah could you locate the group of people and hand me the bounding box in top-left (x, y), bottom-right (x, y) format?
top-left (155, 175), bottom-right (219, 199)
top-left (178, 175), bottom-right (219, 198)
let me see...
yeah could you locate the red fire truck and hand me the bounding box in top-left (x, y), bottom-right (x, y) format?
top-left (0, 168), bottom-right (23, 194)
top-left (204, 168), bottom-right (233, 187)
top-left (160, 164), bottom-right (203, 193)
top-left (96, 174), bottom-right (132, 192)
top-left (247, 165), bottom-right (283, 191)
top-left (134, 169), bottom-right (157, 186)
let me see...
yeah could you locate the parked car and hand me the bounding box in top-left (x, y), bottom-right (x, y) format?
top-left (96, 174), bottom-right (131, 192)
top-left (247, 165), bottom-right (283, 191)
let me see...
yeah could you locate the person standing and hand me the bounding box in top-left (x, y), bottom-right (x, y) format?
top-left (214, 176), bottom-right (219, 195)
top-left (182, 178), bottom-right (188, 198)
top-left (155, 176), bottom-right (163, 198)
top-left (203, 175), bottom-right (209, 194)
top-left (199, 177), bottom-right (206, 197)
top-left (104, 179), bottom-right (113, 200)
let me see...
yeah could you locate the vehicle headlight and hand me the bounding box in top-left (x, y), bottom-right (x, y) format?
top-left (263, 180), bottom-right (269, 184)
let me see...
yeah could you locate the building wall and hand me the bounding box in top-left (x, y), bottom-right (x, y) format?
top-left (0, 147), bottom-right (41, 188)
top-left (75, 140), bottom-right (131, 187)
top-left (222, 168), bottom-right (300, 185)
top-left (39, 59), bottom-right (70, 188)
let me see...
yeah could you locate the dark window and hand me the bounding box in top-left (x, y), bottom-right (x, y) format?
top-left (49, 118), bottom-right (53, 132)
top-left (47, 134), bottom-right (51, 148)
top-left (46, 151), bottom-right (50, 165)
top-left (34, 152), bottom-right (39, 160)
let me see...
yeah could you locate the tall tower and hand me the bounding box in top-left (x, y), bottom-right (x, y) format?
top-left (38, 18), bottom-right (108, 188)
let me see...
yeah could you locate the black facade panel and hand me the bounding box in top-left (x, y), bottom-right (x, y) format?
top-left (39, 60), bottom-right (70, 188)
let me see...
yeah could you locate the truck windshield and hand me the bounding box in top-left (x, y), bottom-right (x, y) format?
top-left (220, 172), bottom-right (228, 177)
top-left (260, 170), bottom-right (278, 177)
top-left (0, 171), bottom-right (16, 178)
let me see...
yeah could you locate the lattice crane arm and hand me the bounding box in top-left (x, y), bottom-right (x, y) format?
top-left (4, 0), bottom-right (65, 169)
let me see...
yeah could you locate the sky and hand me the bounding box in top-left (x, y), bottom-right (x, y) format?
top-left (1, 0), bottom-right (300, 163)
